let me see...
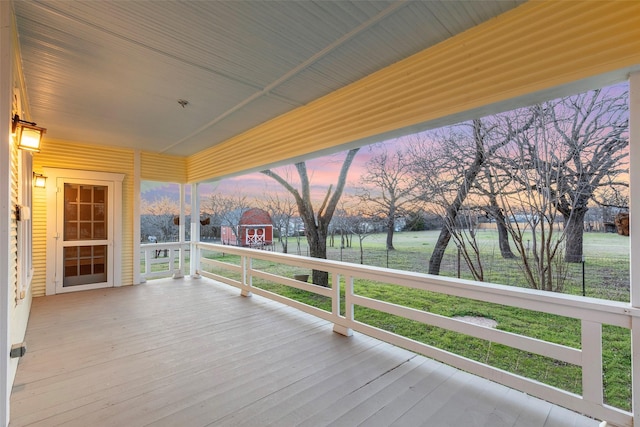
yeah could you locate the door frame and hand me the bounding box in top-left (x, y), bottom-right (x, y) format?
top-left (44, 168), bottom-right (124, 296)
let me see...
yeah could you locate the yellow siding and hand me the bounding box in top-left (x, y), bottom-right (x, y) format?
top-left (188, 0), bottom-right (640, 182)
top-left (141, 152), bottom-right (187, 183)
top-left (32, 141), bottom-right (136, 296)
top-left (31, 180), bottom-right (46, 297)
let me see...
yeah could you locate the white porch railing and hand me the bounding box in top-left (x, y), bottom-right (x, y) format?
top-left (140, 242), bottom-right (189, 281)
top-left (189, 242), bottom-right (638, 427)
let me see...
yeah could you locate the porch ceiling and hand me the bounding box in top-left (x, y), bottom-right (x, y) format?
top-left (13, 0), bottom-right (524, 157)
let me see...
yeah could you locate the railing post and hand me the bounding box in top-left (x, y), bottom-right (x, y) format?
top-left (333, 273), bottom-right (353, 337)
top-left (191, 243), bottom-right (201, 279)
top-left (581, 320), bottom-right (603, 405)
top-left (172, 246), bottom-right (184, 279)
top-left (141, 247), bottom-right (149, 283)
top-left (240, 255), bottom-right (252, 297)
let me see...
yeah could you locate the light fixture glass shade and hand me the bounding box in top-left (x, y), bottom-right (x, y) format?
top-left (16, 124), bottom-right (45, 152)
top-left (33, 173), bottom-right (47, 188)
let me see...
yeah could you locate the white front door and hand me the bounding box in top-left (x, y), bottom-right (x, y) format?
top-left (45, 168), bottom-right (124, 295)
top-left (56, 180), bottom-right (113, 292)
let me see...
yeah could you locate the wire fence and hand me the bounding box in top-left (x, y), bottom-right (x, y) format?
top-left (283, 243), bottom-right (630, 302)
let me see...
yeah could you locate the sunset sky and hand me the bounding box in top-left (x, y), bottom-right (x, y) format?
top-left (141, 134), bottom-right (417, 207)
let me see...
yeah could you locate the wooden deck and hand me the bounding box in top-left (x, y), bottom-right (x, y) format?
top-left (10, 278), bottom-right (600, 427)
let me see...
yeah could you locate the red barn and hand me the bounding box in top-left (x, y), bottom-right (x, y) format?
top-left (221, 208), bottom-right (273, 248)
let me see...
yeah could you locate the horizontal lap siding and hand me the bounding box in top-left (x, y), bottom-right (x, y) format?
top-left (31, 182), bottom-right (47, 297)
top-left (141, 152), bottom-right (187, 183)
top-left (188, 1), bottom-right (640, 183)
top-left (32, 141), bottom-right (136, 296)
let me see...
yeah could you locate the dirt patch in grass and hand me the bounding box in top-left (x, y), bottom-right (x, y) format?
top-left (454, 315), bottom-right (498, 328)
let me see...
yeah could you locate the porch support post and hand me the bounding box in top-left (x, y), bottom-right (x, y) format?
top-left (630, 71), bottom-right (640, 426)
top-left (0, 2), bottom-right (12, 424)
top-left (0, 1), bottom-right (13, 426)
top-left (173, 184), bottom-right (185, 279)
top-left (190, 183), bottom-right (200, 278)
top-left (332, 272), bottom-right (352, 337)
top-left (133, 150), bottom-right (141, 285)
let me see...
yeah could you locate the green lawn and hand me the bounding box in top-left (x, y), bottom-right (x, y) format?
top-left (316, 230), bottom-right (630, 301)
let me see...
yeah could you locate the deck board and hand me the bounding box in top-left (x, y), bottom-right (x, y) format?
top-left (10, 278), bottom-right (600, 427)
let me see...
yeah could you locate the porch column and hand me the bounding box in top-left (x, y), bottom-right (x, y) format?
top-left (0, 2), bottom-right (12, 424)
top-left (630, 71), bottom-right (640, 426)
top-left (173, 184), bottom-right (186, 279)
top-left (190, 183), bottom-right (200, 278)
top-left (133, 150), bottom-right (141, 285)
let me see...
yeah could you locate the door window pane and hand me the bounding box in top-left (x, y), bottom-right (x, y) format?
top-left (63, 245), bottom-right (108, 286)
top-left (64, 183), bottom-right (108, 241)
top-left (62, 183), bottom-right (109, 287)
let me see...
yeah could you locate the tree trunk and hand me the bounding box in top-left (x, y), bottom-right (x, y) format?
top-left (496, 215), bottom-right (515, 259)
top-left (564, 208), bottom-right (587, 263)
top-left (307, 230), bottom-right (329, 286)
top-left (487, 200), bottom-right (515, 259)
top-left (428, 120), bottom-right (486, 275)
top-left (429, 226), bottom-right (452, 275)
top-left (386, 219), bottom-right (395, 250)
top-left (484, 171), bottom-right (515, 259)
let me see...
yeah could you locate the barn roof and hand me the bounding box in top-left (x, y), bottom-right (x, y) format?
top-left (239, 208), bottom-right (272, 226)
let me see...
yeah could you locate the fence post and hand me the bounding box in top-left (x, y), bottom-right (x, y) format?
top-left (582, 255), bottom-right (586, 296)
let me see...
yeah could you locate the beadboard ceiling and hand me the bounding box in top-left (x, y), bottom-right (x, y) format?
top-left (13, 0), bottom-right (524, 156)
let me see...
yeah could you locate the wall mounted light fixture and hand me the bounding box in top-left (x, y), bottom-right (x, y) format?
top-left (33, 172), bottom-right (47, 188)
top-left (12, 114), bottom-right (46, 152)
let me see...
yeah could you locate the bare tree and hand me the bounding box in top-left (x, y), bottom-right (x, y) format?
top-left (348, 208), bottom-right (383, 265)
top-left (330, 203), bottom-right (352, 250)
top-left (259, 191), bottom-right (297, 253)
top-left (141, 196), bottom-right (180, 242)
top-left (474, 163), bottom-right (516, 259)
top-left (411, 117), bottom-right (533, 276)
top-left (447, 207), bottom-right (485, 281)
top-left (261, 148), bottom-right (360, 287)
top-left (494, 108), bottom-right (570, 292)
top-left (540, 88), bottom-right (628, 262)
top-left (204, 192), bottom-right (252, 245)
top-left (356, 143), bottom-right (418, 250)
